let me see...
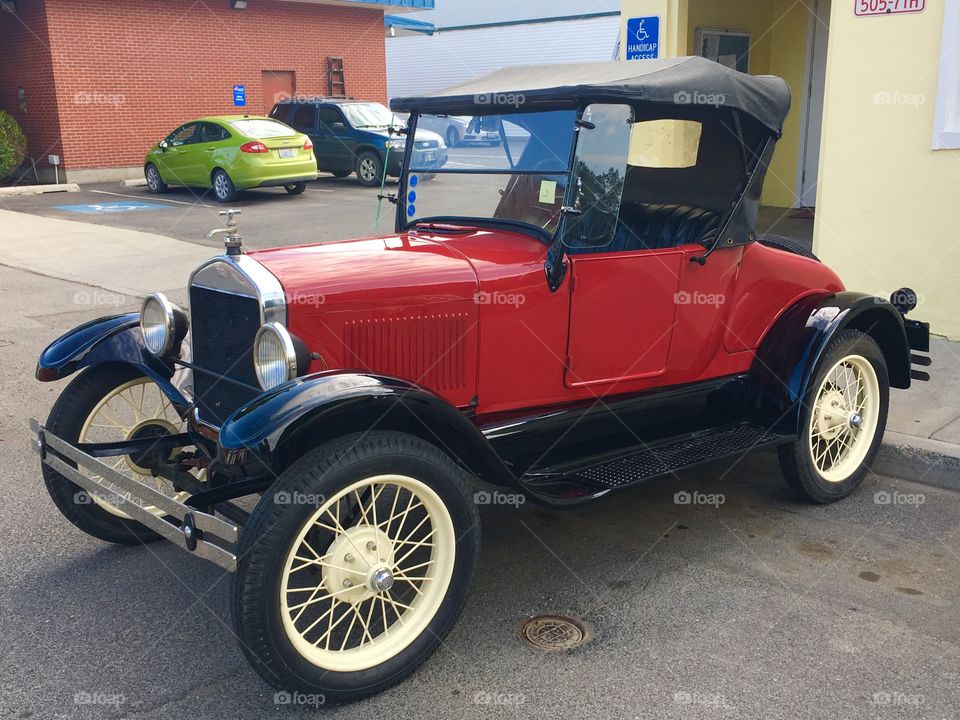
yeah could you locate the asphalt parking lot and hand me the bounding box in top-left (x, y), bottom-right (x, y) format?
top-left (1, 264), bottom-right (958, 719)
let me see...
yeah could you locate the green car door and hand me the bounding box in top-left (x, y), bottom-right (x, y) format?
top-left (194, 122), bottom-right (231, 186)
top-left (157, 123), bottom-right (200, 186)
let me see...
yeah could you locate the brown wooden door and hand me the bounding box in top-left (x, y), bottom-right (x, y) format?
top-left (262, 71), bottom-right (295, 114)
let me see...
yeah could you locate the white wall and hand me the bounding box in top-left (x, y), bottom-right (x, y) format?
top-left (386, 15), bottom-right (621, 100)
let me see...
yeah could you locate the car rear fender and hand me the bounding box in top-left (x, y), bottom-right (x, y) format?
top-left (35, 312), bottom-right (188, 405)
top-left (750, 291), bottom-right (912, 433)
top-left (217, 371), bottom-right (515, 485)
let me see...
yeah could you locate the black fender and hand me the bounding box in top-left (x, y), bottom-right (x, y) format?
top-left (35, 312), bottom-right (189, 406)
top-left (217, 371), bottom-right (515, 485)
top-left (751, 291), bottom-right (910, 433)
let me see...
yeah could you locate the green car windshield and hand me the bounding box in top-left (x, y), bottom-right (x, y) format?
top-left (342, 103), bottom-right (402, 129)
top-left (404, 110), bottom-right (577, 236)
top-left (229, 118), bottom-right (298, 138)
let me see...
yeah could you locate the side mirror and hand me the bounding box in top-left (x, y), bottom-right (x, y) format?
top-left (331, 122), bottom-right (346, 132)
top-left (158, 140), bottom-right (169, 150)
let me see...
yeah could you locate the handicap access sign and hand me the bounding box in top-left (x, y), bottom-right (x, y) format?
top-left (233, 84), bottom-right (246, 107)
top-left (626, 16), bottom-right (660, 60)
top-left (54, 201), bottom-right (171, 214)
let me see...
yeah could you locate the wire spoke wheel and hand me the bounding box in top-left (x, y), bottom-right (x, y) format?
top-left (78, 378), bottom-right (190, 518)
top-left (808, 354), bottom-right (880, 483)
top-left (279, 473), bottom-right (456, 672)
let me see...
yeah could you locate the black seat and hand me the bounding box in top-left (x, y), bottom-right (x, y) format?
top-left (616, 203), bottom-right (720, 250)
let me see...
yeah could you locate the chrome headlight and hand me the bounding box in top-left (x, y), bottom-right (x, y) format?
top-left (140, 292), bottom-right (178, 356)
top-left (254, 322), bottom-right (298, 391)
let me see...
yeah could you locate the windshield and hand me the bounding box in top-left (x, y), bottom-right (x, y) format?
top-left (404, 110), bottom-right (577, 236)
top-left (341, 102), bottom-right (400, 129)
top-left (229, 119), bottom-right (296, 138)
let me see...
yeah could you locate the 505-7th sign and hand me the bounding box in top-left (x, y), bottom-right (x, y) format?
top-left (855, 0), bottom-right (924, 16)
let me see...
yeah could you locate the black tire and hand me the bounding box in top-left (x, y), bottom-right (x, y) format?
top-left (42, 363), bottom-right (165, 545)
top-left (778, 330), bottom-right (889, 503)
top-left (211, 168), bottom-right (236, 203)
top-left (445, 126), bottom-right (460, 148)
top-left (232, 431), bottom-right (480, 704)
top-left (758, 233), bottom-right (819, 261)
top-left (145, 163), bottom-right (167, 194)
top-left (284, 182), bottom-right (307, 195)
top-left (355, 151), bottom-right (383, 187)
top-left (331, 170), bottom-right (352, 178)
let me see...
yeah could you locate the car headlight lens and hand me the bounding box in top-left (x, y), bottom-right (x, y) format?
top-left (386, 138), bottom-right (405, 150)
top-left (140, 293), bottom-right (177, 356)
top-left (254, 322), bottom-right (298, 391)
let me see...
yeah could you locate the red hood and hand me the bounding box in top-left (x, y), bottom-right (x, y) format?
top-left (249, 233), bottom-right (479, 310)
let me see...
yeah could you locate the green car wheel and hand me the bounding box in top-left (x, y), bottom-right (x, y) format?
top-left (212, 169), bottom-right (236, 203)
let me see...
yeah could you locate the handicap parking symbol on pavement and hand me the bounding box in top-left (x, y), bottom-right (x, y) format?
top-left (53, 200), bottom-right (172, 214)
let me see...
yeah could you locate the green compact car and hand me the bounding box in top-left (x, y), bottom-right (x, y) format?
top-left (144, 116), bottom-right (317, 203)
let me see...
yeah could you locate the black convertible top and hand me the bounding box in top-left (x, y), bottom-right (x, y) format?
top-left (391, 57), bottom-right (791, 136)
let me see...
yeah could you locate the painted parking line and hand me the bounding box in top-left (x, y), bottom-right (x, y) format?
top-left (53, 200), bottom-right (173, 214)
top-left (89, 189), bottom-right (213, 208)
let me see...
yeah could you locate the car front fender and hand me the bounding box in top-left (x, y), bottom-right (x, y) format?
top-left (217, 371), bottom-right (514, 485)
top-left (35, 312), bottom-right (188, 405)
top-left (751, 291), bottom-right (911, 433)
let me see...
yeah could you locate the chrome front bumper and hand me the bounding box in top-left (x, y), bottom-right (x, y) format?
top-left (30, 419), bottom-right (239, 571)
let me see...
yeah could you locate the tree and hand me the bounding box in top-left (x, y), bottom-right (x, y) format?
top-left (0, 111), bottom-right (27, 180)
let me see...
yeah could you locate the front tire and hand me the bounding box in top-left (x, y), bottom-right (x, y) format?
top-left (211, 168), bottom-right (236, 203)
top-left (42, 363), bottom-right (188, 544)
top-left (356, 151), bottom-right (383, 187)
top-left (284, 182), bottom-right (307, 195)
top-left (232, 432), bottom-right (480, 704)
top-left (778, 330), bottom-right (889, 503)
top-left (145, 163), bottom-right (167, 194)
top-left (445, 126), bottom-right (460, 148)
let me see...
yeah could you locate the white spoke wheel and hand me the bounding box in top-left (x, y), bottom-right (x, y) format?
top-left (42, 364), bottom-right (193, 545)
top-left (232, 432), bottom-right (480, 704)
top-left (778, 330), bottom-right (889, 503)
top-left (279, 474), bottom-right (455, 672)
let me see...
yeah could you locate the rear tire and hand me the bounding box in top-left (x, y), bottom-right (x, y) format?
top-left (445, 127), bottom-right (460, 148)
top-left (758, 233), bottom-right (819, 261)
top-left (356, 151), bottom-right (383, 187)
top-left (284, 182), bottom-right (307, 195)
top-left (232, 431), bottom-right (480, 704)
top-left (212, 168), bottom-right (236, 203)
top-left (778, 330), bottom-right (889, 503)
top-left (145, 164), bottom-right (167, 194)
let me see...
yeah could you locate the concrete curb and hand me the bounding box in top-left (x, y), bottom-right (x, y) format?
top-left (0, 183), bottom-right (79, 196)
top-left (122, 178), bottom-right (148, 188)
top-left (877, 431), bottom-right (960, 493)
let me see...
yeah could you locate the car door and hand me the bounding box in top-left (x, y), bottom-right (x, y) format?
top-left (316, 106), bottom-right (355, 172)
top-left (563, 104), bottom-right (683, 388)
top-left (195, 122), bottom-right (228, 183)
top-left (159, 122), bottom-right (200, 186)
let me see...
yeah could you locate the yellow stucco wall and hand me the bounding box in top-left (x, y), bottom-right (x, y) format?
top-left (620, 0), bottom-right (810, 208)
top-left (814, 3), bottom-right (960, 339)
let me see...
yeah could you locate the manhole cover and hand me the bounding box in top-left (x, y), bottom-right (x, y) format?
top-left (520, 615), bottom-right (588, 651)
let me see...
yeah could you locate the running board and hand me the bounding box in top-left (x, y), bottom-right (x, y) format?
top-left (521, 423), bottom-right (794, 501)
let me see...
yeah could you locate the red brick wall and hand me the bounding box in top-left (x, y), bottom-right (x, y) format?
top-left (34, 0), bottom-right (388, 170)
top-left (0, 0), bottom-right (64, 175)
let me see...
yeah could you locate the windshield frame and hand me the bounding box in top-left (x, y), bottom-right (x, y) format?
top-left (397, 109), bottom-right (581, 242)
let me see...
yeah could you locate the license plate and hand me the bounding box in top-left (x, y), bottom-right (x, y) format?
top-left (423, 152), bottom-right (435, 162)
top-left (278, 148), bottom-right (296, 159)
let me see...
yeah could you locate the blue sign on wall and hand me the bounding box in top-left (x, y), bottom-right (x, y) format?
top-left (233, 84), bottom-right (246, 107)
top-left (626, 16), bottom-right (660, 60)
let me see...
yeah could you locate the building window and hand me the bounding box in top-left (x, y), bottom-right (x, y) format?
top-left (933, 0), bottom-right (960, 149)
top-left (695, 28), bottom-right (751, 72)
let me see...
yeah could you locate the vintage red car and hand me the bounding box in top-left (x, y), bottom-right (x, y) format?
top-left (30, 57), bottom-right (930, 703)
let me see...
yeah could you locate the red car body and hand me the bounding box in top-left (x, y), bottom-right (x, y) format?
top-left (254, 228), bottom-right (845, 418)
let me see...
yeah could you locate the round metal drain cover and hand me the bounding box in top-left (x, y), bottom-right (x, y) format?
top-left (520, 615), bottom-right (588, 651)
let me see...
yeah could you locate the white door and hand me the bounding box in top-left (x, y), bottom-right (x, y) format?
top-left (799, 0), bottom-right (831, 208)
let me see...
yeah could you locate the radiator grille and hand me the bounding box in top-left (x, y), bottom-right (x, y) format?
top-left (343, 314), bottom-right (469, 391)
top-left (189, 286), bottom-right (261, 426)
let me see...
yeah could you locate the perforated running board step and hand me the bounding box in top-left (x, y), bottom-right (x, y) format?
top-left (552, 423), bottom-right (794, 489)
